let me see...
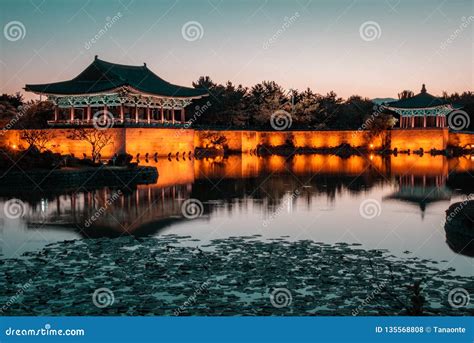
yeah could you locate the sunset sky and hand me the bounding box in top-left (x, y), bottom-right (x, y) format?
top-left (0, 0), bottom-right (472, 100)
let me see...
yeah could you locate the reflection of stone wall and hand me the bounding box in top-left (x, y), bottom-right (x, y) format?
top-left (391, 128), bottom-right (449, 151)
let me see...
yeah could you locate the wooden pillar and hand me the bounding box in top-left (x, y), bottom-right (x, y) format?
top-left (172, 107), bottom-right (175, 124)
top-left (54, 106), bottom-right (58, 121)
top-left (70, 107), bottom-right (74, 123)
top-left (399, 116), bottom-right (403, 128)
top-left (120, 105), bottom-right (124, 122)
top-left (411, 116), bottom-right (414, 128)
top-left (181, 108), bottom-right (185, 123)
top-left (160, 105), bottom-right (164, 123)
top-left (435, 115), bottom-right (439, 128)
top-left (86, 105), bottom-right (91, 121)
top-left (135, 105), bottom-right (139, 123)
top-left (147, 106), bottom-right (151, 124)
top-left (423, 115), bottom-right (426, 128)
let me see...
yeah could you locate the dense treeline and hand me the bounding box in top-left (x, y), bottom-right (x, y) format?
top-left (0, 82), bottom-right (473, 131)
top-left (190, 77), bottom-right (474, 131)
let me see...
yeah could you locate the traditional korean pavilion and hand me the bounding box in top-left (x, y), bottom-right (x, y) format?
top-left (383, 84), bottom-right (456, 129)
top-left (25, 56), bottom-right (208, 126)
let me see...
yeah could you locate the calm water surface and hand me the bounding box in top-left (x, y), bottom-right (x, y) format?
top-left (1, 154), bottom-right (473, 276)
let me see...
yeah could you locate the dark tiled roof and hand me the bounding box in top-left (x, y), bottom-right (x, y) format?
top-left (385, 84), bottom-right (450, 109)
top-left (25, 57), bottom-right (207, 98)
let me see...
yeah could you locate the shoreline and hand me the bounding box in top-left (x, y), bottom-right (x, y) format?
top-left (0, 166), bottom-right (158, 193)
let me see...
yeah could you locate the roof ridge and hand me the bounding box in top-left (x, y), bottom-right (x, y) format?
top-left (95, 57), bottom-right (147, 70)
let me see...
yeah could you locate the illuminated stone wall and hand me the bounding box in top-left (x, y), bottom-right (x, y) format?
top-left (1, 127), bottom-right (471, 158)
top-left (194, 130), bottom-right (383, 151)
top-left (0, 128), bottom-right (125, 158)
top-left (0, 127), bottom-right (194, 159)
top-left (448, 132), bottom-right (474, 148)
top-left (390, 128), bottom-right (449, 151)
top-left (125, 128), bottom-right (194, 157)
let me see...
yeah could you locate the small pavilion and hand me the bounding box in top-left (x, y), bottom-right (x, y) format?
top-left (383, 84), bottom-right (456, 129)
top-left (25, 56), bottom-right (208, 126)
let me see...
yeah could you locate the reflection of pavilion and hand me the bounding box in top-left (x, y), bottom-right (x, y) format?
top-left (26, 183), bottom-right (200, 237)
top-left (384, 174), bottom-right (452, 216)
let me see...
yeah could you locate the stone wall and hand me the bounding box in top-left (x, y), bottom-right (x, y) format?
top-left (0, 128), bottom-right (125, 158)
top-left (0, 127), bottom-right (194, 159)
top-left (1, 127), bottom-right (472, 158)
top-left (390, 128), bottom-right (449, 151)
top-left (448, 132), bottom-right (474, 148)
top-left (124, 128), bottom-right (194, 157)
top-left (194, 129), bottom-right (383, 151)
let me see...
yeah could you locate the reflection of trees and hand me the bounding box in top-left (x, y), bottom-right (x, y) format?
top-left (3, 154), bottom-right (472, 238)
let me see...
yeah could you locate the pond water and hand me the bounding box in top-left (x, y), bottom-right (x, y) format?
top-left (1, 154), bottom-right (473, 277)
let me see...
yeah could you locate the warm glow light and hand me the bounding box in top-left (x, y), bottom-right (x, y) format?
top-left (369, 154), bottom-right (374, 160)
top-left (369, 144), bottom-right (374, 149)
top-left (11, 144), bottom-right (17, 149)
